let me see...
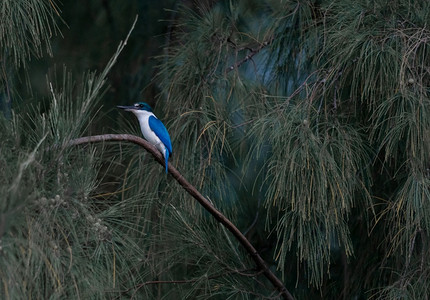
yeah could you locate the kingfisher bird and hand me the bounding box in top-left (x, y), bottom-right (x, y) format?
top-left (117, 102), bottom-right (172, 173)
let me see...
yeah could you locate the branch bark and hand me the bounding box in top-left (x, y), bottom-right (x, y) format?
top-left (225, 37), bottom-right (274, 73)
top-left (66, 133), bottom-right (294, 300)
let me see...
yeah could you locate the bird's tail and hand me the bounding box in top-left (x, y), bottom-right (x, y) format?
top-left (165, 149), bottom-right (170, 173)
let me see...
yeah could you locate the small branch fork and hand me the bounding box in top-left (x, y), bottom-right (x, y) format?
top-left (131, 268), bottom-right (263, 295)
top-left (66, 134), bottom-right (294, 300)
top-left (225, 37), bottom-right (274, 73)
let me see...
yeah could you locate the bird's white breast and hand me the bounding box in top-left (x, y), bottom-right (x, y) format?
top-left (131, 110), bottom-right (166, 156)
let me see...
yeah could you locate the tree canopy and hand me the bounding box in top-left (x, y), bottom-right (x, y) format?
top-left (1, 0), bottom-right (430, 299)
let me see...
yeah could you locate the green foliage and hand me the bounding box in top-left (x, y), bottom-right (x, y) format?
top-left (2, 0), bottom-right (430, 299)
top-left (0, 83), bottom-right (128, 298)
top-left (0, 20), bottom-right (149, 299)
top-left (155, 0), bottom-right (430, 298)
top-left (0, 0), bottom-right (61, 68)
top-left (249, 100), bottom-right (369, 285)
top-left (0, 0), bottom-right (61, 118)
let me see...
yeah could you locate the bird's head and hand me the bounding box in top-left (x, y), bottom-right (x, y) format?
top-left (117, 102), bottom-right (153, 112)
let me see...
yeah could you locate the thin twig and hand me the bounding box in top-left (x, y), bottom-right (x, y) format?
top-left (127, 268), bottom-right (265, 298)
top-left (137, 268), bottom-right (263, 287)
top-left (65, 133), bottom-right (294, 300)
top-left (225, 38), bottom-right (274, 73)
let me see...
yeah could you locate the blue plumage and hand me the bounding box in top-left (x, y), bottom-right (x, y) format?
top-left (117, 102), bottom-right (172, 173)
top-left (149, 116), bottom-right (172, 172)
top-left (148, 116), bottom-right (172, 154)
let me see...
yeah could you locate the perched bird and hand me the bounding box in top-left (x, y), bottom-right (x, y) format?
top-left (117, 102), bottom-right (172, 173)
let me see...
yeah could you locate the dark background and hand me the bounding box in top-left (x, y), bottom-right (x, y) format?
top-left (25, 0), bottom-right (176, 117)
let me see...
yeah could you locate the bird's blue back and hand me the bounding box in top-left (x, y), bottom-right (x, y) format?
top-left (149, 116), bottom-right (172, 155)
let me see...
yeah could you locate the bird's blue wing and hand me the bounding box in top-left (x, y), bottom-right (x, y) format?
top-left (148, 116), bottom-right (172, 155)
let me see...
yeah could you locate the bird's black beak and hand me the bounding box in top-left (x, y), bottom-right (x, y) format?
top-left (117, 105), bottom-right (136, 111)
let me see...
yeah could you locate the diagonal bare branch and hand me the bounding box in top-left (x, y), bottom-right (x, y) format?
top-left (66, 133), bottom-right (294, 300)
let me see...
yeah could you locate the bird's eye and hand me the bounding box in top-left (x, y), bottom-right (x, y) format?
top-left (139, 103), bottom-right (144, 108)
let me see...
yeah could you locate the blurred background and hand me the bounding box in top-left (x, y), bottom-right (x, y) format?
top-left (19, 0), bottom-right (176, 118)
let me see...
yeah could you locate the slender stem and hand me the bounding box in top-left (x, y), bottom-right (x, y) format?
top-left (66, 134), bottom-right (294, 300)
top-left (225, 37), bottom-right (274, 73)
